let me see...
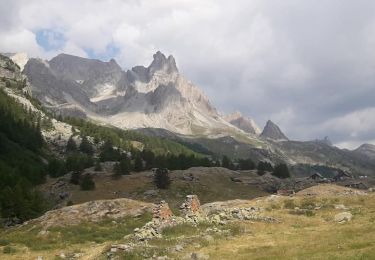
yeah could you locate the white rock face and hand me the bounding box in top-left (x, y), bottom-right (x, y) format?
top-left (224, 111), bottom-right (261, 135)
top-left (90, 83), bottom-right (117, 102)
top-left (7, 52), bottom-right (29, 71)
top-left (25, 51), bottom-right (250, 136)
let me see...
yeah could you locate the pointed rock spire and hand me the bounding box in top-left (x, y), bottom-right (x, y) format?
top-left (260, 120), bottom-right (288, 141)
top-left (148, 51), bottom-right (178, 75)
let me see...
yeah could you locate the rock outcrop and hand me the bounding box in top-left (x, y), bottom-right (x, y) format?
top-left (29, 198), bottom-right (155, 228)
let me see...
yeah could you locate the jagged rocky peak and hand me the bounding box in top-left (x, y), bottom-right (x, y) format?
top-left (314, 136), bottom-right (332, 146)
top-left (260, 120), bottom-right (288, 141)
top-left (127, 51), bottom-right (178, 85)
top-left (224, 111), bottom-right (261, 135)
top-left (149, 51), bottom-right (178, 75)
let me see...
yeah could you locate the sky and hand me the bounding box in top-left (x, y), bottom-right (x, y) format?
top-left (1, 0), bottom-right (375, 149)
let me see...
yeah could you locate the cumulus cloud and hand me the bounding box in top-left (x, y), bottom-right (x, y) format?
top-left (0, 0), bottom-right (375, 149)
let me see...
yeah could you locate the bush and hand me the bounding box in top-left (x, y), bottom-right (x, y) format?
top-left (0, 239), bottom-right (10, 246)
top-left (3, 246), bottom-right (16, 254)
top-left (154, 168), bottom-right (171, 189)
top-left (283, 199), bottom-right (296, 209)
top-left (300, 198), bottom-right (317, 209)
top-left (70, 171), bottom-right (81, 185)
top-left (80, 174), bottom-right (95, 190)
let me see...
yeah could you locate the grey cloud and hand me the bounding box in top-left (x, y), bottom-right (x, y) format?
top-left (1, 0), bottom-right (375, 149)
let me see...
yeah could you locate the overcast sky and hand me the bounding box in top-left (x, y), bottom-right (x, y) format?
top-left (1, 0), bottom-right (375, 149)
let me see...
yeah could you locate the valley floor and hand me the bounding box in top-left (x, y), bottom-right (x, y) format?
top-left (0, 185), bottom-right (374, 260)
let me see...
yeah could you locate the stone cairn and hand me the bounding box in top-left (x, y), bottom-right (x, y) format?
top-left (153, 200), bottom-right (173, 221)
top-left (179, 195), bottom-right (204, 224)
top-left (134, 200), bottom-right (176, 241)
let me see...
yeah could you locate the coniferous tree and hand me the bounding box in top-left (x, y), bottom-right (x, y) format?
top-left (154, 168), bottom-right (171, 189)
top-left (221, 155), bottom-right (234, 169)
top-left (272, 163), bottom-right (290, 179)
top-left (80, 174), bottom-right (95, 190)
top-left (113, 158), bottom-right (131, 175)
top-left (79, 136), bottom-right (94, 155)
top-left (257, 161), bottom-right (273, 175)
top-left (134, 154), bottom-right (143, 172)
top-left (48, 157), bottom-right (67, 177)
top-left (99, 140), bottom-right (121, 161)
top-left (66, 136), bottom-right (77, 152)
top-left (239, 158), bottom-right (256, 170)
top-left (141, 149), bottom-right (155, 169)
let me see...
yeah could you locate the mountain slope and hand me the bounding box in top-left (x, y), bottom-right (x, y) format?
top-left (354, 143), bottom-right (375, 160)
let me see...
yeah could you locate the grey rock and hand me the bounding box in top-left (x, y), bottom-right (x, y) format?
top-left (334, 212), bottom-right (352, 223)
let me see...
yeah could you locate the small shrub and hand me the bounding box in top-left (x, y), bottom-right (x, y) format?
top-left (270, 203), bottom-right (281, 210)
top-left (0, 239), bottom-right (10, 246)
top-left (283, 199), bottom-right (296, 209)
top-left (3, 246), bottom-right (16, 254)
top-left (304, 210), bottom-right (315, 217)
top-left (70, 171), bottom-right (81, 185)
top-left (66, 200), bottom-right (74, 206)
top-left (300, 198), bottom-right (317, 209)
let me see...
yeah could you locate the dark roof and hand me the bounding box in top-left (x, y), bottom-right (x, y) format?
top-left (309, 172), bottom-right (323, 178)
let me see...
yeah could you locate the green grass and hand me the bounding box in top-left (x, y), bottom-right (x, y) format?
top-left (0, 213), bottom-right (151, 251)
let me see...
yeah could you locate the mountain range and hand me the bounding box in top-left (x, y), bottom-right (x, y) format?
top-left (3, 51), bottom-right (375, 177)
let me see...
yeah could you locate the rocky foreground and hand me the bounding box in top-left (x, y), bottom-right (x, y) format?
top-left (0, 184), bottom-right (374, 260)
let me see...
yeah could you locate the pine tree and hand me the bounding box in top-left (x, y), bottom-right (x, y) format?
top-left (113, 158), bottom-right (131, 176)
top-left (239, 158), bottom-right (255, 170)
top-left (221, 155), bottom-right (233, 169)
top-left (134, 154), bottom-right (143, 172)
top-left (48, 157), bottom-right (67, 177)
top-left (79, 136), bottom-right (94, 155)
top-left (66, 136), bottom-right (77, 152)
top-left (154, 168), bottom-right (171, 189)
top-left (80, 174), bottom-right (95, 190)
top-left (272, 163), bottom-right (290, 179)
